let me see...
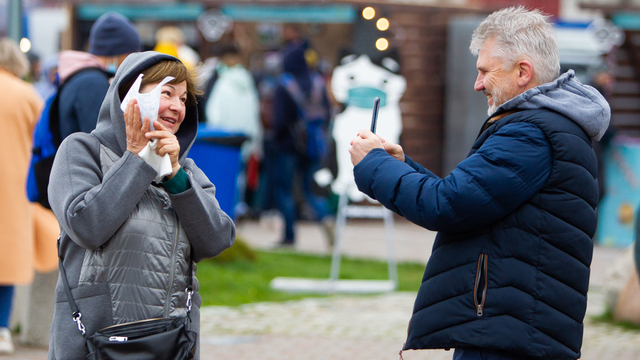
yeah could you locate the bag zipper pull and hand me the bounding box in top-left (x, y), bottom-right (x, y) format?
top-left (109, 336), bottom-right (128, 342)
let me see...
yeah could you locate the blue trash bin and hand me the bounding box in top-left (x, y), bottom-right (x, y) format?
top-left (188, 124), bottom-right (247, 218)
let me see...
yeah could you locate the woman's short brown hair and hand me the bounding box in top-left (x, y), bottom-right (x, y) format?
top-left (120, 60), bottom-right (202, 106)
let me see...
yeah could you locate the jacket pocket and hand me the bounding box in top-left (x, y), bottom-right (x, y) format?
top-left (473, 254), bottom-right (488, 317)
top-left (53, 282), bottom-right (112, 359)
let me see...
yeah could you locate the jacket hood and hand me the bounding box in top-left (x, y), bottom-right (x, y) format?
top-left (282, 43), bottom-right (310, 77)
top-left (58, 50), bottom-right (105, 83)
top-left (92, 51), bottom-right (199, 160)
top-left (281, 42), bottom-right (312, 95)
top-left (497, 70), bottom-right (611, 141)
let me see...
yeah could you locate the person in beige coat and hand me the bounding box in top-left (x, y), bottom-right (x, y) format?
top-left (0, 37), bottom-right (59, 354)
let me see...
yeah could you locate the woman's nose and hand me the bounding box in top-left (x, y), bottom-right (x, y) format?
top-left (168, 97), bottom-right (182, 110)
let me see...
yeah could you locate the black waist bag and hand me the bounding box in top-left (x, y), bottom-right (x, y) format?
top-left (58, 240), bottom-right (197, 360)
top-left (86, 316), bottom-right (196, 360)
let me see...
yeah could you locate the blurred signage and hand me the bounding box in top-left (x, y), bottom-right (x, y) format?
top-left (256, 23), bottom-right (282, 48)
top-left (220, 5), bottom-right (356, 24)
top-left (197, 9), bottom-right (232, 42)
top-left (596, 137), bottom-right (640, 248)
top-left (77, 3), bottom-right (204, 21)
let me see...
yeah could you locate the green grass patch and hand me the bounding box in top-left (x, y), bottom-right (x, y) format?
top-left (196, 249), bottom-right (425, 306)
top-left (590, 308), bottom-right (640, 331)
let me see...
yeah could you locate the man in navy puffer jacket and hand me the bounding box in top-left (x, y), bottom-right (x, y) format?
top-left (350, 6), bottom-right (610, 360)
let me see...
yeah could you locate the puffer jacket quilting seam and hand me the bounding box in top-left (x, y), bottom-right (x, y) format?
top-left (77, 144), bottom-right (192, 324)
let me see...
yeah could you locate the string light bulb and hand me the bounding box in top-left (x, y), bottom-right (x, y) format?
top-left (19, 38), bottom-right (31, 53)
top-left (376, 38), bottom-right (389, 51)
top-left (362, 7), bottom-right (375, 20)
top-left (377, 18), bottom-right (390, 31)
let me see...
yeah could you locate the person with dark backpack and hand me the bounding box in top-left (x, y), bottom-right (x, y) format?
top-left (26, 11), bottom-right (141, 208)
top-left (271, 41), bottom-right (333, 247)
top-left (58, 12), bottom-right (141, 141)
top-left (27, 66), bottom-right (110, 208)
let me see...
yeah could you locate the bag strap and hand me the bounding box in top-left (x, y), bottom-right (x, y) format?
top-left (50, 67), bottom-right (110, 148)
top-left (185, 257), bottom-right (194, 312)
top-left (279, 73), bottom-right (309, 122)
top-left (58, 239), bottom-right (195, 336)
top-left (57, 237), bottom-right (87, 336)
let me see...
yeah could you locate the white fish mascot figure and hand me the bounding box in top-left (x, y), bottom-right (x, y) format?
top-left (330, 50), bottom-right (406, 202)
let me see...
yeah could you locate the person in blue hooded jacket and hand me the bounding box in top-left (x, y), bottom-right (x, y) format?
top-left (350, 6), bottom-right (610, 360)
top-left (57, 12), bottom-right (141, 142)
top-left (271, 41), bottom-right (332, 247)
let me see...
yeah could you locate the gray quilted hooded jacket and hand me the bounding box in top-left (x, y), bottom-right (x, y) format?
top-left (47, 52), bottom-right (236, 360)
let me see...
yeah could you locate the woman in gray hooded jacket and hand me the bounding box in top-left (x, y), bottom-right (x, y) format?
top-left (47, 52), bottom-right (236, 359)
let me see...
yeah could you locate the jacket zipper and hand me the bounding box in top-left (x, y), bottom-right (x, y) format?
top-left (400, 255), bottom-right (488, 356)
top-left (473, 254), bottom-right (488, 317)
top-left (164, 210), bottom-right (180, 318)
top-left (99, 317), bottom-right (165, 331)
top-left (398, 317), bottom-right (411, 359)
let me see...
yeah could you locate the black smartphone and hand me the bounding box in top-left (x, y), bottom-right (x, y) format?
top-left (370, 97), bottom-right (380, 133)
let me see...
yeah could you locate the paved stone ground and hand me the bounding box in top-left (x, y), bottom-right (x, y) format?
top-left (198, 218), bottom-right (640, 360)
top-left (196, 288), bottom-right (640, 360)
top-left (5, 217), bottom-right (640, 359)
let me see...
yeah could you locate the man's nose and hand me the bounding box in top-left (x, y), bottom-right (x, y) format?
top-left (474, 75), bottom-right (484, 92)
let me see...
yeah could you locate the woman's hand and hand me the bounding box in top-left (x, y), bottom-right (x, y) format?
top-left (124, 99), bottom-right (151, 155)
top-left (146, 120), bottom-right (181, 179)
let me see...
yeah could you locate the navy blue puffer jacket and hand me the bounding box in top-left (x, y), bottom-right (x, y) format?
top-left (353, 71), bottom-right (610, 360)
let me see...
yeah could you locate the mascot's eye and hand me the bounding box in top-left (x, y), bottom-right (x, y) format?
top-left (383, 79), bottom-right (388, 84)
top-left (349, 75), bottom-right (355, 80)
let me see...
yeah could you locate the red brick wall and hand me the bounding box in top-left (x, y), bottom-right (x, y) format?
top-left (390, 10), bottom-right (447, 174)
top-left (469, 0), bottom-right (559, 17)
top-left (387, 6), bottom-right (487, 176)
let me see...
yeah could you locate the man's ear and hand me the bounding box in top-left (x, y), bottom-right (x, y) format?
top-left (516, 60), bottom-right (534, 87)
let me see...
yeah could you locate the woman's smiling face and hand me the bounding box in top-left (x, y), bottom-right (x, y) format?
top-left (141, 80), bottom-right (188, 134)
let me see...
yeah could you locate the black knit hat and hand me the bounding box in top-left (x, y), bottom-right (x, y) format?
top-left (88, 12), bottom-right (142, 56)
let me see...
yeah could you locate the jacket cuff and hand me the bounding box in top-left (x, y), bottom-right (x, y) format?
top-left (161, 167), bottom-right (192, 194)
top-left (353, 148), bottom-right (390, 199)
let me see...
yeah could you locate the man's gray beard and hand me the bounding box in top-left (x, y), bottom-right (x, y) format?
top-left (487, 104), bottom-right (498, 116)
top-left (486, 81), bottom-right (510, 116)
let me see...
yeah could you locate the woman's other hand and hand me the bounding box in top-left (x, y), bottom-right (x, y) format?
top-left (146, 120), bottom-right (181, 179)
top-left (125, 99), bottom-right (151, 154)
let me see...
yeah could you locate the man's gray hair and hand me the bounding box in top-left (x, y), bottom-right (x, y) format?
top-left (470, 6), bottom-right (560, 84)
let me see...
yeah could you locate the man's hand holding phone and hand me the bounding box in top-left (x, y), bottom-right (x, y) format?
top-left (350, 130), bottom-right (405, 166)
top-left (350, 130), bottom-right (383, 166)
top-left (349, 97), bottom-right (405, 166)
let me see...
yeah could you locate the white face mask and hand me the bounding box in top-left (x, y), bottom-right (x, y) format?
top-left (120, 74), bottom-right (175, 131)
top-left (105, 57), bottom-right (118, 74)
